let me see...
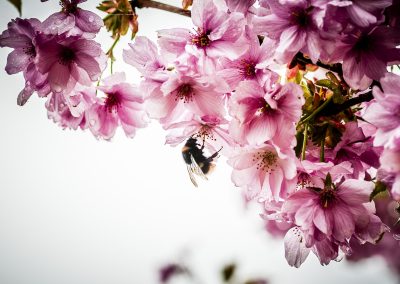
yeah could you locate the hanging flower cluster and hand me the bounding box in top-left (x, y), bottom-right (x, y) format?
top-left (0, 0), bottom-right (148, 138)
top-left (1, 0), bottom-right (400, 268)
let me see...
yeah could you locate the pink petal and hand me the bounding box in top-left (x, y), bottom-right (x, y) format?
top-left (191, 90), bottom-right (224, 116)
top-left (246, 115), bottom-right (277, 145)
top-left (74, 9), bottom-right (103, 34)
top-left (48, 63), bottom-right (71, 92)
top-left (332, 207), bottom-right (355, 241)
top-left (42, 12), bottom-right (75, 34)
top-left (313, 207), bottom-right (328, 234)
top-left (5, 49), bottom-right (31, 74)
top-left (284, 227), bottom-right (311, 268)
top-left (157, 28), bottom-right (190, 57)
top-left (347, 4), bottom-right (377, 27)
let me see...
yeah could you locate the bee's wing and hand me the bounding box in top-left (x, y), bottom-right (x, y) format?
top-left (186, 164), bottom-right (198, 187)
top-left (190, 154), bottom-right (208, 180)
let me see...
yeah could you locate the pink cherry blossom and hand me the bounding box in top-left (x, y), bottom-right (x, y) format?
top-left (282, 177), bottom-right (385, 244)
top-left (217, 36), bottom-right (276, 90)
top-left (332, 26), bottom-right (400, 90)
top-left (0, 18), bottom-right (51, 105)
top-left (42, 0), bottom-right (103, 36)
top-left (157, 0), bottom-right (247, 60)
top-left (228, 142), bottom-right (297, 201)
top-left (86, 73), bottom-right (148, 140)
top-left (253, 0), bottom-right (331, 63)
top-left (46, 86), bottom-right (96, 130)
top-left (0, 18), bottom-right (40, 75)
top-left (123, 36), bottom-right (168, 81)
top-left (146, 70), bottom-right (226, 128)
top-left (228, 80), bottom-right (304, 146)
top-left (35, 33), bottom-right (107, 93)
top-left (281, 176), bottom-right (388, 266)
top-left (165, 115), bottom-right (235, 154)
top-left (331, 121), bottom-right (380, 179)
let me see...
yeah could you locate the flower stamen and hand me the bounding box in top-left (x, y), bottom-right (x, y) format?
top-left (253, 150), bottom-right (277, 172)
top-left (176, 83), bottom-right (194, 103)
top-left (191, 28), bottom-right (211, 48)
top-left (104, 93), bottom-right (120, 113)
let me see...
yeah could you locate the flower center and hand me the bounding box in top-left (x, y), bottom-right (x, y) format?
top-left (296, 173), bottom-right (313, 190)
top-left (23, 44), bottom-right (36, 58)
top-left (353, 33), bottom-right (371, 63)
top-left (253, 150), bottom-right (277, 172)
top-left (191, 28), bottom-right (211, 48)
top-left (241, 60), bottom-right (256, 79)
top-left (194, 125), bottom-right (216, 141)
top-left (176, 83), bottom-right (194, 103)
top-left (59, 46), bottom-right (75, 65)
top-left (255, 99), bottom-right (272, 116)
top-left (319, 187), bottom-right (337, 208)
top-left (290, 7), bottom-right (313, 27)
top-left (104, 93), bottom-right (121, 113)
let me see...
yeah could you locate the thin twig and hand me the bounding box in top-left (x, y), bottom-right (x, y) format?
top-left (130, 0), bottom-right (191, 17)
top-left (301, 123), bottom-right (308, 161)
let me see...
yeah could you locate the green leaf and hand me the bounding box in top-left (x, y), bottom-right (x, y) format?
top-left (315, 79), bottom-right (336, 89)
top-left (306, 79), bottom-right (316, 95)
top-left (332, 91), bottom-right (345, 104)
top-left (7, 0), bottom-right (22, 15)
top-left (221, 263), bottom-right (236, 282)
top-left (370, 181), bottom-right (388, 201)
top-left (326, 71), bottom-right (340, 85)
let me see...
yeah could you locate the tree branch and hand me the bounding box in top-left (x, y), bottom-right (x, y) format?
top-left (319, 91), bottom-right (374, 117)
top-left (291, 52), bottom-right (343, 77)
top-left (130, 0), bottom-right (191, 17)
top-left (292, 53), bottom-right (380, 118)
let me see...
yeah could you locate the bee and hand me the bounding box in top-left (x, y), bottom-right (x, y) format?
top-left (181, 137), bottom-right (222, 187)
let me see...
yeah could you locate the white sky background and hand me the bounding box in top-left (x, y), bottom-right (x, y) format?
top-left (0, 0), bottom-right (398, 283)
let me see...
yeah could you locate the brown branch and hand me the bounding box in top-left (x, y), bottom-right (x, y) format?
top-left (291, 53), bottom-right (381, 118)
top-left (130, 0), bottom-right (191, 17)
top-left (291, 52), bottom-right (343, 77)
top-left (319, 91), bottom-right (374, 117)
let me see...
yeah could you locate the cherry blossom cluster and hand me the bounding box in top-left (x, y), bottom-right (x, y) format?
top-left (1, 0), bottom-right (400, 269)
top-left (0, 0), bottom-right (149, 139)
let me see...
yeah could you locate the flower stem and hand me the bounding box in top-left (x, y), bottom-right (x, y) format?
top-left (301, 123), bottom-right (308, 161)
top-left (320, 131), bottom-right (326, 162)
top-left (106, 34), bottom-right (120, 74)
top-left (130, 0), bottom-right (191, 17)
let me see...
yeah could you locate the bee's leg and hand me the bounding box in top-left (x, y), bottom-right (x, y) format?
top-left (206, 146), bottom-right (223, 162)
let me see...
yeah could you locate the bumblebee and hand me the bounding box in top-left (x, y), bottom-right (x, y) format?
top-left (181, 137), bottom-right (221, 187)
